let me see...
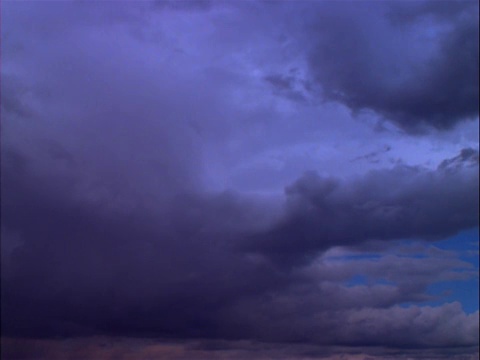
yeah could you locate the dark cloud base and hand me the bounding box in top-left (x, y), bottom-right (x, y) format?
top-left (1, 1), bottom-right (479, 358)
top-left (1, 337), bottom-right (479, 360)
top-left (244, 148), bottom-right (479, 267)
top-left (2, 148), bottom-right (478, 352)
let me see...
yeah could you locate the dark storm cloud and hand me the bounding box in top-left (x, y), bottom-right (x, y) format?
top-left (0, 1), bottom-right (277, 340)
top-left (1, 148), bottom-right (282, 339)
top-left (244, 148), bottom-right (479, 267)
top-left (1, 0), bottom-right (479, 357)
top-left (304, 0), bottom-right (479, 132)
top-left (2, 148), bottom-right (478, 349)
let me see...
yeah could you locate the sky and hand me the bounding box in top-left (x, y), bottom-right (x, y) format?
top-left (1, 1), bottom-right (479, 359)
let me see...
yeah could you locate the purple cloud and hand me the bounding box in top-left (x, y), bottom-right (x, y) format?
top-left (1, 1), bottom-right (478, 358)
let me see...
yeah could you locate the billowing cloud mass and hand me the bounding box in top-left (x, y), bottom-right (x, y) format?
top-left (1, 1), bottom-right (479, 359)
top-left (303, 0), bottom-right (479, 133)
top-left (245, 150), bottom-right (478, 267)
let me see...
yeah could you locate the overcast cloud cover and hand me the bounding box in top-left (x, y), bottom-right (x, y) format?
top-left (1, 1), bottom-right (479, 359)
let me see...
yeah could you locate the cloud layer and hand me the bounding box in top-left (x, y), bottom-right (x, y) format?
top-left (1, 1), bottom-right (479, 358)
top-left (2, 146), bottom-right (478, 348)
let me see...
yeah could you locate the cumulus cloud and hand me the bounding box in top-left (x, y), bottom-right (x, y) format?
top-left (303, 0), bottom-right (479, 132)
top-left (244, 148), bottom-right (479, 267)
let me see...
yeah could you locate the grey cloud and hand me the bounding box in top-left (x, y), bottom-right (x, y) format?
top-left (309, 250), bottom-right (476, 294)
top-left (244, 148), bottom-right (479, 267)
top-left (1, 1), bottom-right (478, 356)
top-left (304, 1), bottom-right (479, 132)
top-left (228, 295), bottom-right (478, 347)
top-left (1, 1), bottom-right (237, 203)
top-left (153, 0), bottom-right (214, 12)
top-left (350, 145), bottom-right (392, 163)
top-left (1, 148), bottom-right (286, 339)
top-left (438, 147), bottom-right (479, 170)
top-left (1, 337), bottom-right (478, 360)
top-left (264, 74), bottom-right (295, 91)
top-left (337, 303), bottom-right (478, 347)
top-left (264, 73), bottom-right (309, 103)
top-left (388, 0), bottom-right (477, 24)
top-left (1, 74), bottom-right (34, 119)
top-left (2, 147), bottom-right (478, 349)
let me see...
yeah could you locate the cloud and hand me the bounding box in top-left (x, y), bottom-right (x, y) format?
top-left (1, 148), bottom-right (285, 339)
top-left (230, 297), bottom-right (478, 347)
top-left (304, 0), bottom-right (479, 132)
top-left (350, 145), bottom-right (392, 163)
top-left (152, 0), bottom-right (214, 12)
top-left (308, 245), bottom-right (476, 303)
top-left (264, 72), bottom-right (309, 104)
top-left (1, 1), bottom-right (478, 357)
top-left (244, 148), bottom-right (479, 267)
top-left (337, 303), bottom-right (478, 347)
top-left (2, 336), bottom-right (479, 360)
top-left (2, 146), bottom-right (478, 351)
